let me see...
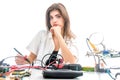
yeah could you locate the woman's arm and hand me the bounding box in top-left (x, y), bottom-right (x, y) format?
top-left (57, 34), bottom-right (77, 63)
top-left (27, 52), bottom-right (37, 63)
top-left (51, 26), bottom-right (77, 63)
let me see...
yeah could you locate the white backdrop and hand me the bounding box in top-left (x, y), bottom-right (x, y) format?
top-left (0, 0), bottom-right (120, 66)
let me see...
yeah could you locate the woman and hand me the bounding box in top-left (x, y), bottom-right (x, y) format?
top-left (15, 3), bottom-right (79, 65)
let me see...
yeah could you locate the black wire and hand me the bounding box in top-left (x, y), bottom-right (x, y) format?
top-left (41, 53), bottom-right (63, 68)
top-left (41, 53), bottom-right (51, 68)
top-left (115, 73), bottom-right (120, 79)
top-left (0, 56), bottom-right (17, 66)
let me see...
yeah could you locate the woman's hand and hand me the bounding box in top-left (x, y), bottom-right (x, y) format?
top-left (15, 54), bottom-right (26, 65)
top-left (50, 26), bottom-right (62, 37)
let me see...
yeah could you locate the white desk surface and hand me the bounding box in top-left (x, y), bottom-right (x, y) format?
top-left (23, 69), bottom-right (115, 80)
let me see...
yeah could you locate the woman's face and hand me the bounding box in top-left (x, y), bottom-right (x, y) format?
top-left (50, 10), bottom-right (64, 29)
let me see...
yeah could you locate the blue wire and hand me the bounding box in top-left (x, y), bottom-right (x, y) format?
top-left (106, 69), bottom-right (116, 80)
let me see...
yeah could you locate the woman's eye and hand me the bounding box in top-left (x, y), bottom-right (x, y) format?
top-left (50, 16), bottom-right (53, 20)
top-left (56, 15), bottom-right (61, 18)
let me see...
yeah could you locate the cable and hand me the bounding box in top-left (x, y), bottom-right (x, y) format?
top-left (0, 56), bottom-right (32, 72)
top-left (0, 55), bottom-right (64, 78)
top-left (115, 73), bottom-right (120, 79)
top-left (0, 56), bottom-right (18, 66)
top-left (106, 69), bottom-right (116, 80)
top-left (41, 53), bottom-right (63, 68)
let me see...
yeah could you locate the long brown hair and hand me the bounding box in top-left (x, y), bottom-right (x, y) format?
top-left (46, 3), bottom-right (76, 39)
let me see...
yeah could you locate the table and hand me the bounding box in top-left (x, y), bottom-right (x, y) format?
top-left (23, 69), bottom-right (114, 80)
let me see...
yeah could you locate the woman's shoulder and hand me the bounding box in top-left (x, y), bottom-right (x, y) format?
top-left (37, 30), bottom-right (47, 34)
top-left (36, 30), bottom-right (49, 35)
top-left (35, 30), bottom-right (51, 37)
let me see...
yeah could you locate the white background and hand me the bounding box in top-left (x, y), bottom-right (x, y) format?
top-left (0, 0), bottom-right (120, 66)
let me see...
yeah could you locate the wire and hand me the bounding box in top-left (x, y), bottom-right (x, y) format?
top-left (115, 73), bottom-right (120, 79)
top-left (41, 53), bottom-right (63, 68)
top-left (0, 56), bottom-right (32, 72)
top-left (0, 56), bottom-right (19, 66)
top-left (106, 69), bottom-right (116, 80)
top-left (0, 54), bottom-right (64, 78)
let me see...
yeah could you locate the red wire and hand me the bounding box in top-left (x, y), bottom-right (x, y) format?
top-left (5, 59), bottom-right (63, 75)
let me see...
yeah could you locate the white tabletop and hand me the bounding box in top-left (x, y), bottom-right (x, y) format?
top-left (22, 69), bottom-right (115, 80)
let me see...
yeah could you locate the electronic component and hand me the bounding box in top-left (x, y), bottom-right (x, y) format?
top-left (51, 64), bottom-right (82, 71)
top-left (0, 65), bottom-right (9, 77)
top-left (42, 69), bottom-right (83, 79)
top-left (12, 69), bottom-right (31, 77)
